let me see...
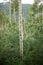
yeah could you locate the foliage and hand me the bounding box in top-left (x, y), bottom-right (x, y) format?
top-left (23, 1), bottom-right (43, 65)
top-left (0, 15), bottom-right (20, 65)
top-left (0, 11), bottom-right (9, 30)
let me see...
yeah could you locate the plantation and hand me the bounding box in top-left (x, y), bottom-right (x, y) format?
top-left (0, 0), bottom-right (43, 65)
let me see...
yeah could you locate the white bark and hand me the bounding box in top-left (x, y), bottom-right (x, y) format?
top-left (18, 0), bottom-right (23, 61)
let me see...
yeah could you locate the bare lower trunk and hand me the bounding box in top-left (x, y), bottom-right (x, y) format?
top-left (18, 0), bottom-right (23, 61)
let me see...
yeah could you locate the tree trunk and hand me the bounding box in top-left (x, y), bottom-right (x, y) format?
top-left (18, 0), bottom-right (23, 61)
top-left (10, 0), bottom-right (11, 24)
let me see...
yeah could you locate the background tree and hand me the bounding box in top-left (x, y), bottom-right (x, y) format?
top-left (11, 0), bottom-right (18, 14)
